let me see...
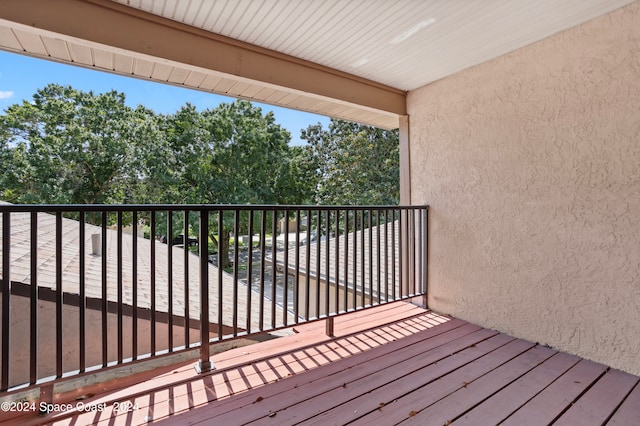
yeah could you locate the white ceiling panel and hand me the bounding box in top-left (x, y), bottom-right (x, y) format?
top-left (0, 0), bottom-right (636, 129)
top-left (112, 0), bottom-right (635, 91)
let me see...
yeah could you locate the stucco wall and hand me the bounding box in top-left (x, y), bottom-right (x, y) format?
top-left (408, 2), bottom-right (640, 374)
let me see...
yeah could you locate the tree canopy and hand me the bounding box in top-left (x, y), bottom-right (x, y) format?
top-left (0, 84), bottom-right (148, 204)
top-left (301, 118), bottom-right (400, 205)
top-left (0, 83), bottom-right (400, 264)
top-left (0, 84), bottom-right (399, 210)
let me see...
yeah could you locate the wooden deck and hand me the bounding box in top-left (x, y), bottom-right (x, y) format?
top-left (7, 301), bottom-right (639, 425)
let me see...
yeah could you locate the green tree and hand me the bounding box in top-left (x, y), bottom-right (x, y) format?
top-left (301, 119), bottom-right (400, 206)
top-left (0, 84), bottom-right (150, 207)
top-left (143, 100), bottom-right (305, 266)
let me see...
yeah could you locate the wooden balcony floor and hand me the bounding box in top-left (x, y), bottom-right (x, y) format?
top-left (13, 301), bottom-right (640, 426)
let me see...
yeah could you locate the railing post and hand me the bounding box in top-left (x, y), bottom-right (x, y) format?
top-left (423, 206), bottom-right (429, 309)
top-left (196, 209), bottom-right (213, 373)
top-left (400, 208), bottom-right (415, 298)
top-left (30, 211), bottom-right (39, 383)
top-left (55, 212), bottom-right (63, 378)
top-left (1, 211), bottom-right (11, 391)
top-left (325, 317), bottom-right (334, 337)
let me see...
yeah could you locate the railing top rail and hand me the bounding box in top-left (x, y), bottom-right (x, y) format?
top-left (0, 204), bottom-right (429, 213)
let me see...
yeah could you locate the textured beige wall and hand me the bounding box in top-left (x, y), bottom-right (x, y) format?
top-left (408, 2), bottom-right (640, 375)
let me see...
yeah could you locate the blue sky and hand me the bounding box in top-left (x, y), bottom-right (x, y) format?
top-left (0, 51), bottom-right (330, 145)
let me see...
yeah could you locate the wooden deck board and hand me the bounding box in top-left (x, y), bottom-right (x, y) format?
top-left (222, 327), bottom-right (494, 425)
top-left (8, 301), bottom-right (640, 426)
top-left (74, 305), bottom-right (449, 425)
top-left (153, 319), bottom-right (473, 425)
top-left (403, 345), bottom-right (558, 425)
top-left (608, 382), bottom-right (640, 425)
top-left (454, 352), bottom-right (582, 425)
top-left (300, 330), bottom-right (508, 426)
top-left (33, 303), bottom-right (428, 425)
top-left (351, 336), bottom-right (532, 426)
top-left (554, 368), bottom-right (639, 426)
top-left (499, 358), bottom-right (609, 425)
top-left (205, 319), bottom-right (468, 416)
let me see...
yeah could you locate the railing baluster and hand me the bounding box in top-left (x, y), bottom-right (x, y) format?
top-left (400, 208), bottom-right (405, 298)
top-left (294, 209), bottom-right (301, 323)
top-left (217, 210), bottom-right (224, 340)
top-left (412, 209), bottom-right (417, 295)
top-left (259, 211), bottom-right (266, 331)
top-left (424, 207), bottom-right (429, 308)
top-left (183, 210), bottom-right (189, 348)
top-left (343, 209), bottom-right (349, 313)
top-left (334, 210), bottom-right (340, 313)
top-left (384, 209), bottom-right (389, 303)
top-left (360, 210), bottom-right (365, 309)
top-left (324, 209), bottom-right (330, 317)
top-left (352, 210), bottom-right (357, 310)
top-left (305, 209), bottom-right (311, 321)
top-left (117, 211), bottom-right (123, 364)
top-left (1, 212), bottom-right (10, 391)
top-left (150, 211), bottom-right (157, 356)
top-left (283, 209), bottom-right (289, 326)
top-left (56, 212), bottom-right (63, 377)
top-left (197, 209), bottom-right (212, 372)
top-left (404, 208), bottom-right (410, 296)
top-left (376, 209), bottom-right (381, 305)
top-left (271, 208), bottom-right (277, 328)
top-left (417, 208), bottom-right (421, 299)
top-left (246, 210), bottom-right (254, 333)
top-left (30, 212), bottom-right (38, 383)
top-left (101, 211), bottom-right (108, 367)
top-left (233, 209), bottom-right (240, 336)
top-left (368, 209), bottom-right (373, 306)
top-left (167, 212), bottom-right (173, 351)
top-left (132, 210), bottom-right (138, 360)
top-left (315, 210), bottom-right (321, 318)
top-left (391, 213), bottom-right (396, 300)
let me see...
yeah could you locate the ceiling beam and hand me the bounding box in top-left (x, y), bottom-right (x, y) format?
top-left (0, 0), bottom-right (406, 116)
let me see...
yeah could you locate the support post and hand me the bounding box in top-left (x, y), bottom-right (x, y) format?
top-left (399, 117), bottom-right (415, 296)
top-left (399, 115), bottom-right (412, 205)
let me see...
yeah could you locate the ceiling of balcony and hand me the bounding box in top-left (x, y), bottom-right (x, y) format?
top-left (0, 0), bottom-right (635, 128)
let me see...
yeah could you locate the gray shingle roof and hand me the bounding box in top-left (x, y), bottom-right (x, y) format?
top-left (271, 220), bottom-right (421, 299)
top-left (0, 210), bottom-right (288, 332)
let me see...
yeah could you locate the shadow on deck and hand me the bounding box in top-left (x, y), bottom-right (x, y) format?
top-left (8, 301), bottom-right (640, 425)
